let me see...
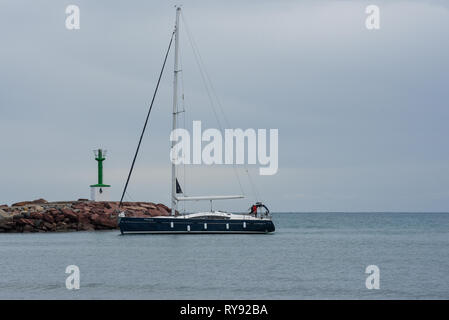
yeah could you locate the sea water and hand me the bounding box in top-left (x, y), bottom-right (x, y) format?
top-left (0, 212), bottom-right (448, 299)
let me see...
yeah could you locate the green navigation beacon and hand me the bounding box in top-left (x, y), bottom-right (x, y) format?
top-left (90, 149), bottom-right (111, 201)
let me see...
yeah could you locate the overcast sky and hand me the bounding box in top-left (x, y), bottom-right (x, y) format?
top-left (1, 0), bottom-right (448, 212)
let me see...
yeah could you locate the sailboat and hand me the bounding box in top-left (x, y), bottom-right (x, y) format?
top-left (118, 7), bottom-right (275, 234)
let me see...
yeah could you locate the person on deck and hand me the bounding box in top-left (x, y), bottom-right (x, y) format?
top-left (251, 204), bottom-right (258, 216)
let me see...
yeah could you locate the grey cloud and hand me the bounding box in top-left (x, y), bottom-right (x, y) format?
top-left (1, 0), bottom-right (449, 211)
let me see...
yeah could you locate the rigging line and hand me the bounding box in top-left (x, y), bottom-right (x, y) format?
top-left (180, 14), bottom-right (233, 131)
top-left (181, 13), bottom-right (250, 198)
top-left (181, 13), bottom-right (245, 196)
top-left (183, 14), bottom-right (262, 204)
top-left (119, 30), bottom-right (175, 208)
top-left (198, 57), bottom-right (253, 199)
top-left (182, 17), bottom-right (230, 127)
top-left (184, 49), bottom-right (242, 198)
top-left (245, 168), bottom-right (260, 202)
top-left (125, 190), bottom-right (135, 202)
top-left (181, 14), bottom-right (223, 130)
top-left (182, 28), bottom-right (255, 199)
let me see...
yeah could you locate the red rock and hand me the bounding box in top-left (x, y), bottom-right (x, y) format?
top-left (77, 212), bottom-right (90, 224)
top-left (103, 208), bottom-right (115, 215)
top-left (43, 222), bottom-right (56, 231)
top-left (12, 201), bottom-right (31, 207)
top-left (49, 209), bottom-right (60, 216)
top-left (147, 208), bottom-right (161, 216)
top-left (91, 208), bottom-right (106, 215)
top-left (125, 206), bottom-right (144, 211)
top-left (12, 199), bottom-right (47, 207)
top-left (42, 214), bottom-right (54, 223)
top-left (141, 206), bottom-right (169, 217)
top-left (135, 212), bottom-right (147, 218)
top-left (157, 206), bottom-right (169, 216)
top-left (55, 222), bottom-right (69, 231)
top-left (77, 222), bottom-right (95, 231)
top-left (30, 212), bottom-right (43, 220)
top-left (157, 203), bottom-right (170, 211)
top-left (17, 218), bottom-right (34, 226)
top-left (31, 198), bottom-right (48, 204)
top-left (61, 208), bottom-right (78, 222)
top-left (140, 203), bottom-right (157, 210)
top-left (91, 215), bottom-right (117, 228)
top-left (1, 200), bottom-right (171, 232)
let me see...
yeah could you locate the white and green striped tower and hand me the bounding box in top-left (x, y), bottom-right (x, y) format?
top-left (90, 149), bottom-right (111, 201)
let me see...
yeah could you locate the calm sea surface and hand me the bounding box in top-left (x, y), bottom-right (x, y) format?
top-left (0, 212), bottom-right (448, 299)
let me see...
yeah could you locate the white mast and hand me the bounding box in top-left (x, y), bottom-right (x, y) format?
top-left (171, 7), bottom-right (181, 216)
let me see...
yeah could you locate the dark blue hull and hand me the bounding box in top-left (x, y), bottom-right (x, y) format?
top-left (119, 217), bottom-right (275, 234)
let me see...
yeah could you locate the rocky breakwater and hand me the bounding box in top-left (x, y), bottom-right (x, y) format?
top-left (0, 199), bottom-right (172, 233)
